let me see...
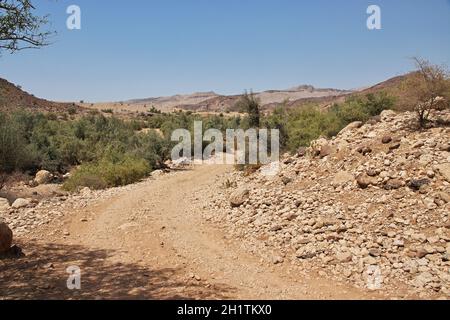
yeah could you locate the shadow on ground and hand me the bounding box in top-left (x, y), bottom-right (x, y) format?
top-left (0, 241), bottom-right (235, 300)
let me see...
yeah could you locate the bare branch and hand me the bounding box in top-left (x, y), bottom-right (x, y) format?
top-left (0, 0), bottom-right (53, 54)
top-left (404, 57), bottom-right (450, 128)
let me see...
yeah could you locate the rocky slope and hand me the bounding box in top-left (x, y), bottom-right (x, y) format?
top-left (202, 109), bottom-right (450, 298)
top-left (0, 78), bottom-right (86, 114)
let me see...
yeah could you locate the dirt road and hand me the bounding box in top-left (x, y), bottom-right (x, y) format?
top-left (1, 165), bottom-right (382, 300)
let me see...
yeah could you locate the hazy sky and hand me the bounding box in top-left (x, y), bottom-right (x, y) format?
top-left (0, 0), bottom-right (449, 102)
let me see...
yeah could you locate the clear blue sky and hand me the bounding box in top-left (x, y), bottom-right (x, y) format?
top-left (1, 0), bottom-right (449, 102)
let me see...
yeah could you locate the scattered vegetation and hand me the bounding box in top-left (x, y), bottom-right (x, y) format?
top-left (0, 111), bottom-right (173, 189)
top-left (63, 155), bottom-right (150, 191)
top-left (2, 58), bottom-right (448, 190)
top-left (148, 106), bottom-right (162, 114)
top-left (399, 58), bottom-right (450, 128)
top-left (0, 108), bottom-right (250, 190)
top-left (67, 106), bottom-right (77, 115)
top-left (235, 91), bottom-right (261, 128)
top-left (263, 92), bottom-right (395, 152)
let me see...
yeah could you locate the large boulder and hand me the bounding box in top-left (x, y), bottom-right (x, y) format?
top-left (338, 121), bottom-right (363, 136)
top-left (436, 191), bottom-right (450, 204)
top-left (230, 188), bottom-right (250, 207)
top-left (11, 198), bottom-right (31, 209)
top-left (0, 223), bottom-right (13, 253)
top-left (356, 174), bottom-right (378, 189)
top-left (384, 179), bottom-right (404, 190)
top-left (407, 179), bottom-right (430, 191)
top-left (319, 145), bottom-right (333, 158)
top-left (310, 138), bottom-right (328, 155)
top-left (380, 110), bottom-right (397, 122)
top-left (381, 135), bottom-right (393, 144)
top-left (435, 163), bottom-right (450, 182)
top-left (34, 170), bottom-right (53, 185)
top-left (310, 138), bottom-right (334, 158)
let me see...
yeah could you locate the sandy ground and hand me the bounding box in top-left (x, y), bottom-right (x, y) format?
top-left (0, 165), bottom-right (384, 300)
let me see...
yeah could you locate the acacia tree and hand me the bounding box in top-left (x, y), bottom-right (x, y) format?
top-left (0, 0), bottom-right (52, 54)
top-left (402, 58), bottom-right (450, 128)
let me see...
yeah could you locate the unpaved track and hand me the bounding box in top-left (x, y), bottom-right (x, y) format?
top-left (1, 165), bottom-right (382, 300)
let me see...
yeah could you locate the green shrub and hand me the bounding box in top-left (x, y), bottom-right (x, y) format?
top-left (262, 106), bottom-right (289, 148)
top-left (235, 92), bottom-right (260, 128)
top-left (261, 92), bottom-right (395, 153)
top-left (63, 155), bottom-right (150, 191)
top-left (0, 90), bottom-right (396, 179)
top-left (285, 107), bottom-right (342, 150)
top-left (365, 92), bottom-right (395, 116)
top-left (331, 92), bottom-right (394, 124)
top-left (133, 132), bottom-right (172, 169)
top-left (100, 156), bottom-right (150, 187)
top-left (68, 106), bottom-right (77, 115)
top-left (0, 114), bottom-right (26, 172)
top-left (148, 106), bottom-right (161, 114)
top-left (0, 111), bottom-right (174, 178)
top-left (63, 167), bottom-right (108, 191)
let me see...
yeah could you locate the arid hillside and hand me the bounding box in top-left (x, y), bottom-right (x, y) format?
top-left (78, 73), bottom-right (426, 116)
top-left (0, 78), bottom-right (86, 115)
top-left (0, 73), bottom-right (425, 117)
top-left (276, 73), bottom-right (423, 111)
top-left (82, 85), bottom-right (352, 114)
top-left (172, 85), bottom-right (352, 113)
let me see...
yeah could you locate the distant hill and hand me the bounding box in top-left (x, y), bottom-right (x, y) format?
top-left (1, 72), bottom-right (421, 116)
top-left (116, 74), bottom-right (419, 114)
top-left (127, 91), bottom-right (221, 111)
top-left (120, 86), bottom-right (352, 113)
top-left (0, 78), bottom-right (85, 114)
top-left (271, 72), bottom-right (421, 112)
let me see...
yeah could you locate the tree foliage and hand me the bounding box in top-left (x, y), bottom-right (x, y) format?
top-left (0, 0), bottom-right (52, 54)
top-left (401, 58), bottom-right (450, 127)
top-left (262, 92), bottom-right (394, 152)
top-left (235, 91), bottom-right (261, 128)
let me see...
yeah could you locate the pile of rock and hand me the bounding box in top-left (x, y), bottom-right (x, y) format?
top-left (202, 110), bottom-right (450, 298)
